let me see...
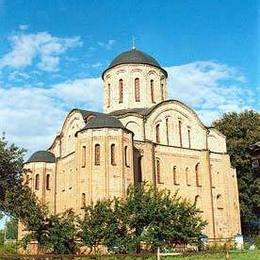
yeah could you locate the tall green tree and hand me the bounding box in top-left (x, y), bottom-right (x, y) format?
top-left (0, 139), bottom-right (47, 246)
top-left (212, 110), bottom-right (260, 235)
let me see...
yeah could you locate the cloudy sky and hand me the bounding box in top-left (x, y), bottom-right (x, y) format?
top-left (0, 0), bottom-right (258, 158)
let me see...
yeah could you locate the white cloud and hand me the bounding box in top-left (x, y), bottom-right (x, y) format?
top-left (0, 60), bottom-right (256, 158)
top-left (0, 32), bottom-right (82, 71)
top-left (97, 39), bottom-right (116, 50)
top-left (0, 77), bottom-right (102, 156)
top-left (166, 61), bottom-right (253, 125)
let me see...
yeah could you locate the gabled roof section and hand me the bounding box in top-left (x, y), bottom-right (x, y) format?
top-left (71, 109), bottom-right (131, 136)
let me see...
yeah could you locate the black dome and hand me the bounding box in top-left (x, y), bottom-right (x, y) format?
top-left (27, 150), bottom-right (56, 163)
top-left (102, 48), bottom-right (167, 78)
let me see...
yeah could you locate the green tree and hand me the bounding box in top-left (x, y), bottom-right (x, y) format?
top-left (80, 184), bottom-right (206, 253)
top-left (0, 139), bottom-right (80, 254)
top-left (0, 139), bottom-right (45, 229)
top-left (34, 210), bottom-right (79, 254)
top-left (80, 199), bottom-right (127, 253)
top-left (212, 110), bottom-right (260, 235)
top-left (121, 184), bottom-right (206, 252)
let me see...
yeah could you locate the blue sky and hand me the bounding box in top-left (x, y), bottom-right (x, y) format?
top-left (0, 1), bottom-right (259, 227)
top-left (0, 0), bottom-right (258, 152)
top-left (0, 0), bottom-right (259, 150)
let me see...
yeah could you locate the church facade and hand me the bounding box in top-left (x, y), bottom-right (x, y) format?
top-left (23, 48), bottom-right (241, 240)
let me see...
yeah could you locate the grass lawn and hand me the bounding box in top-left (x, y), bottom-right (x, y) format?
top-left (75, 250), bottom-right (260, 260)
top-left (163, 250), bottom-right (260, 259)
top-left (0, 250), bottom-right (259, 259)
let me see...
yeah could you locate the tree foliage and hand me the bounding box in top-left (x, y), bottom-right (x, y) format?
top-left (0, 139), bottom-right (46, 233)
top-left (212, 110), bottom-right (260, 235)
top-left (80, 199), bottom-right (127, 253)
top-left (80, 184), bottom-right (207, 253)
top-left (39, 210), bottom-right (79, 254)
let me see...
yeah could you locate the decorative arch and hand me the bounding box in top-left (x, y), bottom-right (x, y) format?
top-left (145, 100), bottom-right (208, 131)
top-left (125, 121), bottom-right (141, 138)
top-left (147, 70), bottom-right (158, 76)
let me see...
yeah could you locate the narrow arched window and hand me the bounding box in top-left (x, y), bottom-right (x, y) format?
top-left (186, 167), bottom-right (191, 186)
top-left (135, 78), bottom-right (140, 102)
top-left (156, 124), bottom-right (160, 143)
top-left (156, 158), bottom-right (162, 184)
top-left (107, 83), bottom-right (111, 108)
top-left (160, 82), bottom-right (164, 101)
top-left (173, 166), bottom-right (178, 185)
top-left (124, 146), bottom-right (129, 167)
top-left (95, 144), bottom-right (100, 165)
top-left (119, 79), bottom-right (123, 103)
top-left (46, 174), bottom-right (50, 190)
top-left (195, 195), bottom-right (203, 212)
top-left (81, 193), bottom-right (86, 209)
top-left (178, 120), bottom-right (182, 147)
top-left (137, 156), bottom-right (142, 182)
top-left (217, 194), bottom-right (224, 209)
top-left (195, 163), bottom-right (201, 187)
top-left (150, 79), bottom-right (155, 103)
top-left (111, 144), bottom-right (116, 165)
top-left (35, 174), bottom-right (40, 190)
top-left (188, 129), bottom-right (191, 148)
top-left (82, 146), bottom-right (86, 167)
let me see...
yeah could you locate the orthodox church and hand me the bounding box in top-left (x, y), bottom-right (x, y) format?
top-left (23, 47), bottom-right (241, 240)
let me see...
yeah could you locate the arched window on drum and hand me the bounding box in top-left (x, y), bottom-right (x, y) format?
top-left (135, 78), bottom-right (140, 102)
top-left (119, 79), bottom-right (124, 103)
